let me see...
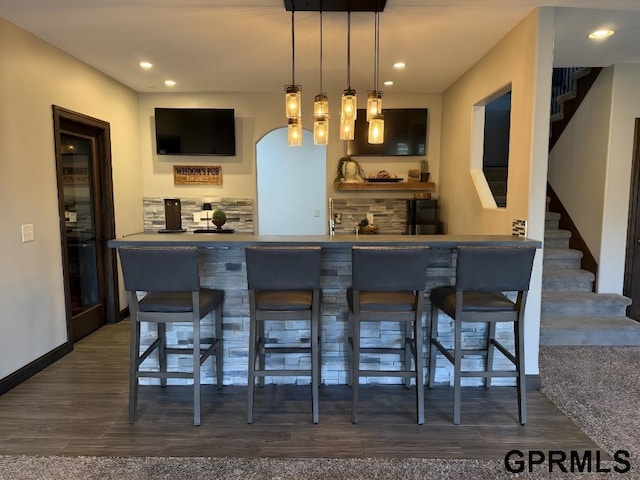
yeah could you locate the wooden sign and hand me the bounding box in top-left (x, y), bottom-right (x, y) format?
top-left (173, 165), bottom-right (222, 185)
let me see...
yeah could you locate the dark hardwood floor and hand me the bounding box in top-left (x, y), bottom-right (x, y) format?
top-left (0, 320), bottom-right (599, 459)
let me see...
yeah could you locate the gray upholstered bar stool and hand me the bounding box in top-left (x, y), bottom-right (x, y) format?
top-left (347, 246), bottom-right (430, 424)
top-left (245, 246), bottom-right (322, 424)
top-left (118, 246), bottom-right (224, 426)
top-left (428, 246), bottom-right (536, 425)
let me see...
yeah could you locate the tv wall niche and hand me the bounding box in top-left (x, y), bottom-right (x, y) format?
top-left (155, 108), bottom-right (236, 156)
top-left (347, 108), bottom-right (427, 157)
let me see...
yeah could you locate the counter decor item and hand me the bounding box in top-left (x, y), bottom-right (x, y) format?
top-left (335, 156), bottom-right (365, 183)
top-left (420, 159), bottom-right (430, 182)
top-left (358, 217), bottom-right (378, 234)
top-left (212, 209), bottom-right (227, 230)
top-left (366, 170), bottom-right (402, 182)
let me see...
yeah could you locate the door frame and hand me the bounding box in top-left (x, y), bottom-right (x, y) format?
top-left (624, 118), bottom-right (640, 320)
top-left (52, 106), bottom-right (120, 343)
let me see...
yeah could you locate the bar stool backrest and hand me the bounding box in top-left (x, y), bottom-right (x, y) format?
top-left (119, 246), bottom-right (200, 293)
top-left (245, 246), bottom-right (321, 291)
top-left (456, 246), bottom-right (536, 292)
top-left (352, 246), bottom-right (429, 291)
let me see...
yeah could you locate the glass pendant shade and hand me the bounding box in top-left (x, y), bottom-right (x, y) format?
top-left (313, 93), bottom-right (329, 117)
top-left (366, 91), bottom-right (383, 121)
top-left (313, 116), bottom-right (329, 145)
top-left (288, 117), bottom-right (303, 146)
top-left (341, 88), bottom-right (357, 121)
top-left (285, 85), bottom-right (302, 119)
top-left (339, 116), bottom-right (355, 141)
top-left (368, 114), bottom-right (384, 144)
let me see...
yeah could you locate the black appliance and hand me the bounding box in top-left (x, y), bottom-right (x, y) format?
top-left (406, 199), bottom-right (440, 235)
top-left (154, 108), bottom-right (236, 156)
top-left (159, 198), bottom-right (186, 233)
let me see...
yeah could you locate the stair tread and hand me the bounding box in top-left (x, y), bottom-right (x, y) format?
top-left (541, 316), bottom-right (639, 329)
top-left (545, 211), bottom-right (561, 220)
top-left (540, 316), bottom-right (640, 346)
top-left (544, 248), bottom-right (583, 259)
top-left (544, 229), bottom-right (571, 238)
top-left (542, 291), bottom-right (631, 305)
top-left (543, 269), bottom-right (594, 280)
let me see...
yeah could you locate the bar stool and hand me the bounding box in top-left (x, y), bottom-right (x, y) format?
top-left (245, 246), bottom-right (322, 424)
top-left (347, 246), bottom-right (430, 424)
top-left (118, 246), bottom-right (224, 426)
top-left (428, 246), bottom-right (536, 425)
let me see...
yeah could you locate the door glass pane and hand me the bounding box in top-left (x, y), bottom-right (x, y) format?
top-left (61, 133), bottom-right (99, 316)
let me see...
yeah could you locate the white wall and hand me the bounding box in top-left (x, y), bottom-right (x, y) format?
top-left (600, 64), bottom-right (640, 293)
top-left (548, 64), bottom-right (640, 294)
top-left (0, 17), bottom-right (142, 379)
top-left (548, 67), bottom-right (612, 275)
top-left (257, 128), bottom-right (327, 235)
top-left (439, 8), bottom-right (554, 374)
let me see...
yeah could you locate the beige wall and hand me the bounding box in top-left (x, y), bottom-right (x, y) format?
top-left (138, 93), bottom-right (442, 207)
top-left (439, 8), bottom-right (554, 374)
top-left (0, 17), bottom-right (142, 379)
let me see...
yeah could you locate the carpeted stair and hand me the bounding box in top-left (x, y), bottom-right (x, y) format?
top-left (539, 203), bottom-right (640, 346)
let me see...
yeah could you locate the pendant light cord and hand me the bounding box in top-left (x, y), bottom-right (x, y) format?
top-left (347, 9), bottom-right (351, 89)
top-left (320, 6), bottom-right (323, 94)
top-left (291, 3), bottom-right (296, 86)
top-left (375, 10), bottom-right (379, 92)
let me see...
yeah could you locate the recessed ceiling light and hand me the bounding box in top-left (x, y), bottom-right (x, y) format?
top-left (588, 29), bottom-right (614, 40)
top-left (393, 62), bottom-right (406, 70)
top-left (164, 80), bottom-right (176, 87)
top-left (139, 61), bottom-right (153, 69)
top-left (383, 80), bottom-right (394, 86)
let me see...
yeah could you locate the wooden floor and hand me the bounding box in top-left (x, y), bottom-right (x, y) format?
top-left (0, 320), bottom-right (600, 459)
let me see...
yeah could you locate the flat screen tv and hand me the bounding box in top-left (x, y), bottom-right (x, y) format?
top-left (155, 108), bottom-right (236, 156)
top-left (347, 108), bottom-right (427, 156)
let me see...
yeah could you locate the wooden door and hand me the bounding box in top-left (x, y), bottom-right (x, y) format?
top-left (624, 119), bottom-right (640, 321)
top-left (52, 106), bottom-right (119, 342)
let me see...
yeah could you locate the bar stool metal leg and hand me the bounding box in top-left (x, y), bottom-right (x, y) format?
top-left (193, 309), bottom-right (201, 426)
top-left (485, 322), bottom-right (497, 388)
top-left (215, 305), bottom-right (224, 389)
top-left (414, 308), bottom-right (425, 424)
top-left (247, 291), bottom-right (257, 424)
top-left (428, 302), bottom-right (439, 389)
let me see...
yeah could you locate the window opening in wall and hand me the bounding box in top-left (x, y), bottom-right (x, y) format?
top-left (482, 91), bottom-right (511, 208)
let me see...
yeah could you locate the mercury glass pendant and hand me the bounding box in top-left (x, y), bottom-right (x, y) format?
top-left (288, 117), bottom-right (303, 146)
top-left (368, 114), bottom-right (384, 144)
top-left (285, 85), bottom-right (302, 119)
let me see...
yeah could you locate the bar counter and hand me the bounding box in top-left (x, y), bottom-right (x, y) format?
top-left (109, 233), bottom-right (541, 386)
top-left (109, 232), bottom-right (540, 248)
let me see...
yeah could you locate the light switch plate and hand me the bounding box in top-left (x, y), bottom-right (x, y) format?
top-left (21, 224), bottom-right (34, 243)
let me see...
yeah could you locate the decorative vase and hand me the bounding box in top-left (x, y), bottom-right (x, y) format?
top-left (213, 219), bottom-right (226, 230)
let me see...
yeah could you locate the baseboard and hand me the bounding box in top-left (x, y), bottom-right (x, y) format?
top-left (119, 306), bottom-right (129, 321)
top-left (0, 342), bottom-right (72, 396)
top-left (527, 374), bottom-right (541, 391)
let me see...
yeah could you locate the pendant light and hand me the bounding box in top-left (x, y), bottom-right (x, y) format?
top-left (368, 8), bottom-right (384, 144)
top-left (285, 2), bottom-right (302, 146)
top-left (313, 7), bottom-right (329, 145)
top-left (340, 9), bottom-right (357, 141)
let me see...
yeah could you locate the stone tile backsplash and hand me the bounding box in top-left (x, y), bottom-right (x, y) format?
top-left (143, 197), bottom-right (254, 233)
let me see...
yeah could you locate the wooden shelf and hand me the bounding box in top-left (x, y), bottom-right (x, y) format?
top-left (334, 181), bottom-right (435, 191)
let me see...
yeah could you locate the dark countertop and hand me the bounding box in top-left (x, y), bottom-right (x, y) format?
top-left (108, 233), bottom-right (542, 249)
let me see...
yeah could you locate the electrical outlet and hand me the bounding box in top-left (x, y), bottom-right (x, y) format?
top-left (313, 209), bottom-right (320, 217)
top-left (21, 224), bottom-right (34, 243)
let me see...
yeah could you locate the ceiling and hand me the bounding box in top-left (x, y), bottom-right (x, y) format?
top-left (2, 0), bottom-right (640, 95)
